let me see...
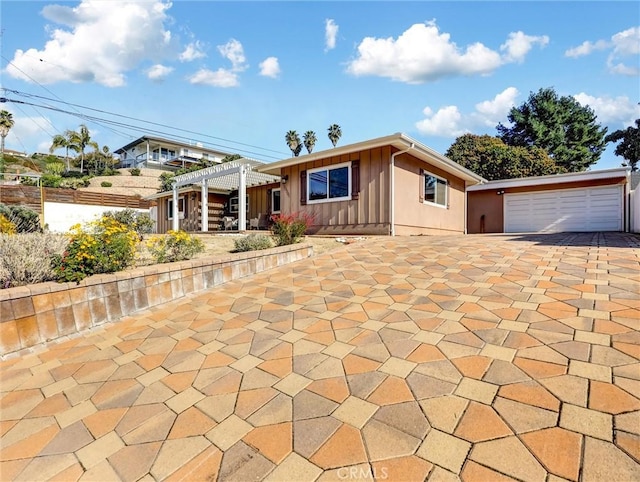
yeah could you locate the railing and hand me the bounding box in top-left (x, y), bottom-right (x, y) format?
top-left (117, 153), bottom-right (204, 170)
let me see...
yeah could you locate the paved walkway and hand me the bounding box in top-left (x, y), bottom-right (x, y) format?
top-left (1, 233), bottom-right (639, 481)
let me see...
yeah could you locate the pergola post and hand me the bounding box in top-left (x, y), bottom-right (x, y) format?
top-left (172, 185), bottom-right (179, 231)
top-left (238, 165), bottom-right (247, 232)
top-left (201, 179), bottom-right (208, 232)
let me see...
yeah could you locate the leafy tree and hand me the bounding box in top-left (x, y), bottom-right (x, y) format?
top-left (221, 154), bottom-right (242, 163)
top-left (159, 172), bottom-right (175, 192)
top-left (303, 131), bottom-right (317, 154)
top-left (0, 110), bottom-right (15, 158)
top-left (445, 134), bottom-right (561, 181)
top-left (605, 119), bottom-right (639, 172)
top-left (285, 130), bottom-right (301, 157)
top-left (328, 124), bottom-right (342, 147)
top-left (497, 87), bottom-right (608, 172)
top-left (50, 131), bottom-right (79, 172)
top-left (67, 125), bottom-right (98, 174)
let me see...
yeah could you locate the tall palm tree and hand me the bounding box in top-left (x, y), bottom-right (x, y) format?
top-left (285, 130), bottom-right (302, 157)
top-left (69, 124), bottom-right (98, 174)
top-left (0, 110), bottom-right (15, 158)
top-left (303, 131), bottom-right (317, 154)
top-left (328, 124), bottom-right (342, 147)
top-left (50, 131), bottom-right (77, 172)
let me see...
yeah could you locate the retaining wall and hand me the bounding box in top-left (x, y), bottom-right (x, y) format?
top-left (0, 243), bottom-right (312, 357)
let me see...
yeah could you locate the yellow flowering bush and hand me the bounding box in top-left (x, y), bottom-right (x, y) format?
top-left (146, 230), bottom-right (204, 263)
top-left (51, 216), bottom-right (139, 283)
top-left (0, 214), bottom-right (16, 235)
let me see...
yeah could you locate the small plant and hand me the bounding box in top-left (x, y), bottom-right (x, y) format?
top-left (104, 208), bottom-right (154, 240)
top-left (0, 214), bottom-right (17, 235)
top-left (129, 168), bottom-right (141, 176)
top-left (270, 212), bottom-right (314, 246)
top-left (51, 216), bottom-right (139, 283)
top-left (146, 230), bottom-right (204, 263)
top-left (101, 181), bottom-right (112, 187)
top-left (234, 233), bottom-right (273, 252)
top-left (0, 233), bottom-right (67, 288)
top-left (0, 204), bottom-right (42, 233)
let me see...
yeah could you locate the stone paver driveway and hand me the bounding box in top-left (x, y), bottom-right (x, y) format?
top-left (1, 233), bottom-right (639, 481)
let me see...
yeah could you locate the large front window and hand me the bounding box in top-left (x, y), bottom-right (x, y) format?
top-left (424, 172), bottom-right (448, 207)
top-left (308, 163), bottom-right (350, 203)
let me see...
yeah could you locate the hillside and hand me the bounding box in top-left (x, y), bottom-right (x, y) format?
top-left (80, 168), bottom-right (163, 197)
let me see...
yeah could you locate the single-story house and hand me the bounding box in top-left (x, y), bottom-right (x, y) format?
top-left (466, 168), bottom-right (631, 233)
top-left (257, 133), bottom-right (486, 236)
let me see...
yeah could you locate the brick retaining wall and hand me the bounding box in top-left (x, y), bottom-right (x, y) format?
top-left (0, 243), bottom-right (313, 357)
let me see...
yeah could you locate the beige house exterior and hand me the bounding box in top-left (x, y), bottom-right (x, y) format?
top-left (258, 133), bottom-right (485, 236)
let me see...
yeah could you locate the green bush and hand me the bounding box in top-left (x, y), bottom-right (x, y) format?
top-left (270, 212), bottom-right (314, 246)
top-left (40, 174), bottom-right (62, 187)
top-left (0, 204), bottom-right (42, 233)
top-left (51, 216), bottom-right (139, 283)
top-left (100, 181), bottom-right (112, 187)
top-left (101, 168), bottom-right (120, 176)
top-left (145, 230), bottom-right (204, 263)
top-left (129, 168), bottom-right (141, 176)
top-left (0, 233), bottom-right (67, 288)
top-left (60, 178), bottom-right (90, 189)
top-left (234, 233), bottom-right (273, 252)
top-left (104, 208), bottom-right (154, 240)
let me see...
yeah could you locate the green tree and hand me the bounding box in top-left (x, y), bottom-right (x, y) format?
top-left (50, 132), bottom-right (78, 172)
top-left (285, 130), bottom-right (301, 157)
top-left (67, 125), bottom-right (98, 174)
top-left (0, 110), bottom-right (15, 158)
top-left (496, 87), bottom-right (608, 172)
top-left (605, 118), bottom-right (639, 172)
top-left (221, 154), bottom-right (242, 163)
top-left (303, 130), bottom-right (317, 154)
top-left (328, 124), bottom-right (342, 147)
top-left (445, 134), bottom-right (561, 181)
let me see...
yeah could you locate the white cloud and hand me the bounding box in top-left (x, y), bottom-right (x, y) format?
top-left (187, 68), bottom-right (238, 88)
top-left (500, 31), bottom-right (549, 63)
top-left (259, 57), bottom-right (280, 78)
top-left (566, 27), bottom-right (639, 76)
top-left (146, 64), bottom-right (173, 81)
top-left (179, 41), bottom-right (206, 62)
top-left (325, 19), bottom-right (339, 52)
top-left (217, 39), bottom-right (247, 71)
top-left (346, 21), bottom-right (547, 84)
top-left (5, 0), bottom-right (174, 87)
top-left (2, 110), bottom-right (54, 155)
top-left (416, 87), bottom-right (519, 137)
top-left (573, 93), bottom-right (640, 126)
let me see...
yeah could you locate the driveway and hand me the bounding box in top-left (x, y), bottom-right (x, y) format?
top-left (1, 233), bottom-right (639, 481)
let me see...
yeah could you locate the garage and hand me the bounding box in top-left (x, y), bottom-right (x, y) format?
top-left (466, 168), bottom-right (630, 234)
top-left (504, 185), bottom-right (623, 233)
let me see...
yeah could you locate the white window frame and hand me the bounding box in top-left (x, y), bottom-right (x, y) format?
top-left (167, 197), bottom-right (186, 220)
top-left (423, 171), bottom-right (448, 208)
top-left (271, 188), bottom-right (281, 214)
top-left (230, 195), bottom-right (249, 213)
top-left (307, 161), bottom-right (351, 204)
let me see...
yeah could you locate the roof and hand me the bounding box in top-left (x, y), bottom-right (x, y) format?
top-left (114, 135), bottom-right (233, 156)
top-left (467, 167), bottom-right (631, 191)
top-left (256, 132), bottom-right (486, 184)
top-left (144, 158), bottom-right (280, 199)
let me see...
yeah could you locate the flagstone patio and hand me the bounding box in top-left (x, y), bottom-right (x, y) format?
top-left (1, 232), bottom-right (639, 481)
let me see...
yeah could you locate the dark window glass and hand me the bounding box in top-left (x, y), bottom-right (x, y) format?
top-left (424, 174), bottom-right (447, 206)
top-left (309, 171), bottom-right (328, 200)
top-left (329, 167), bottom-right (349, 198)
top-left (273, 190), bottom-right (281, 212)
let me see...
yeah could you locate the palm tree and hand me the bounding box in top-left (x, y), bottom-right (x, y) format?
top-left (0, 110), bottom-right (15, 158)
top-left (285, 130), bottom-right (302, 157)
top-left (69, 125), bottom-right (98, 174)
top-left (328, 124), bottom-right (342, 147)
top-left (303, 131), bottom-right (317, 154)
top-left (50, 132), bottom-right (76, 172)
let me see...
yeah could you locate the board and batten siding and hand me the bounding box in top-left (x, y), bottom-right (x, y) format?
top-left (280, 146), bottom-right (391, 235)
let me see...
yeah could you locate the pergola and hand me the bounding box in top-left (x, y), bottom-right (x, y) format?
top-left (170, 158), bottom-right (281, 232)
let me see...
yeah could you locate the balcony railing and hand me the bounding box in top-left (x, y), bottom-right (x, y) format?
top-left (117, 153), bottom-right (204, 170)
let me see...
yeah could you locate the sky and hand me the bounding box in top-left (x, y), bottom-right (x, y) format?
top-left (1, 1), bottom-right (639, 171)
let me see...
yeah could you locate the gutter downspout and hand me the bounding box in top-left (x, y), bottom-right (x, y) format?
top-left (464, 182), bottom-right (468, 235)
top-left (389, 142), bottom-right (414, 236)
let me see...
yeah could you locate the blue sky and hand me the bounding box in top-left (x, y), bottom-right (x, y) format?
top-left (1, 1), bottom-right (639, 170)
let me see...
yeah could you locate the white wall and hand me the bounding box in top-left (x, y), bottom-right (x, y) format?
top-left (44, 202), bottom-right (149, 233)
top-left (631, 188), bottom-right (640, 233)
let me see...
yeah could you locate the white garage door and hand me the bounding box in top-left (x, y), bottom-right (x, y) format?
top-left (504, 185), bottom-right (623, 233)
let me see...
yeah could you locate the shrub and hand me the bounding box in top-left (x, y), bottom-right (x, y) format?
top-left (40, 174), bottom-right (62, 187)
top-left (146, 230), bottom-right (204, 263)
top-left (101, 181), bottom-right (112, 187)
top-left (101, 168), bottom-right (120, 176)
top-left (104, 208), bottom-right (154, 240)
top-left (0, 233), bottom-right (67, 288)
top-left (0, 214), bottom-right (16, 235)
top-left (0, 204), bottom-right (42, 233)
top-left (270, 212), bottom-right (314, 246)
top-left (60, 178), bottom-right (90, 189)
top-left (51, 216), bottom-right (139, 283)
top-left (129, 168), bottom-right (141, 176)
top-left (234, 233), bottom-right (273, 252)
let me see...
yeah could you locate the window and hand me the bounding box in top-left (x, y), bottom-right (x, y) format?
top-left (423, 172), bottom-right (448, 207)
top-left (230, 196), bottom-right (249, 213)
top-left (307, 162), bottom-right (351, 203)
top-left (167, 197), bottom-right (186, 220)
top-left (271, 188), bottom-right (281, 213)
